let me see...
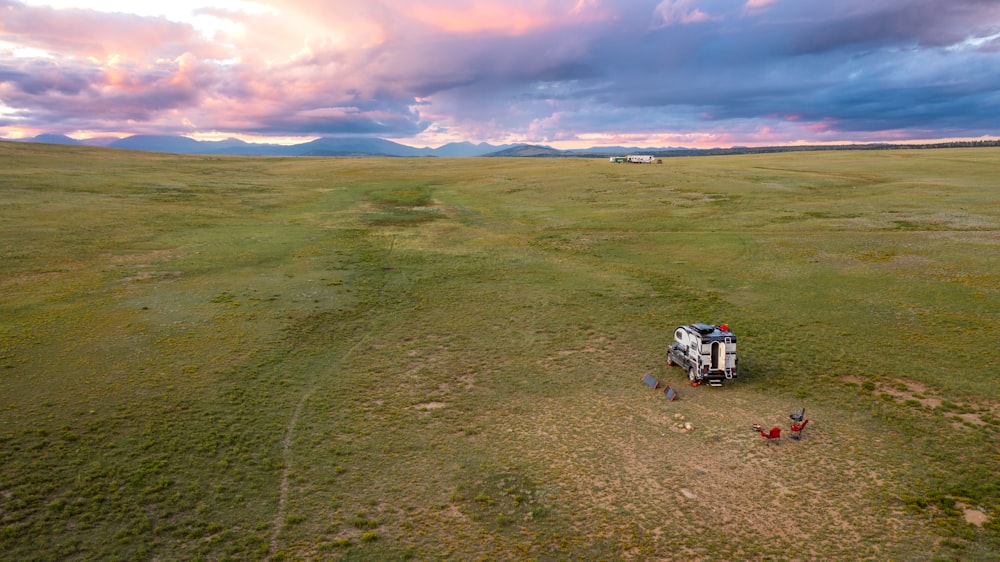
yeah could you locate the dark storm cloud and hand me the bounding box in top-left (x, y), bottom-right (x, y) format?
top-left (2, 0), bottom-right (1000, 145)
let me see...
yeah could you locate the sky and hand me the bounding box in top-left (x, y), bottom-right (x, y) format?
top-left (2, 0), bottom-right (1000, 149)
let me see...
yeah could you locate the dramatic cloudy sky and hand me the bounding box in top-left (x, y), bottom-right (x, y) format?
top-left (2, 0), bottom-right (1000, 148)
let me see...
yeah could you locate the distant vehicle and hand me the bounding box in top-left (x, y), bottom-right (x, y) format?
top-left (627, 154), bottom-right (655, 163)
top-left (609, 155), bottom-right (656, 163)
top-left (667, 323), bottom-right (737, 386)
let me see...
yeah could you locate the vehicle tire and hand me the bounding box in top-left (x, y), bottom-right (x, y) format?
top-left (687, 367), bottom-right (697, 382)
top-left (667, 355), bottom-right (676, 367)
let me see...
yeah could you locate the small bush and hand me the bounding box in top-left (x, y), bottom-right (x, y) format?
top-left (348, 514), bottom-right (378, 529)
top-left (530, 506), bottom-right (551, 519)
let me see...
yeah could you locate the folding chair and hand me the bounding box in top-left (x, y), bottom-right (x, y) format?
top-left (760, 426), bottom-right (781, 445)
top-left (790, 419), bottom-right (809, 440)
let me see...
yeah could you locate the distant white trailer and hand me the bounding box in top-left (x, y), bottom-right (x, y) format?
top-left (626, 154), bottom-right (655, 163)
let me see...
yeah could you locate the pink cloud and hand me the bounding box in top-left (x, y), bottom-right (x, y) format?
top-left (393, 0), bottom-right (612, 35)
top-left (0, 2), bottom-right (228, 60)
top-left (3, 0), bottom-right (1000, 147)
top-left (803, 119), bottom-right (837, 133)
top-left (745, 0), bottom-right (780, 9)
top-left (655, 0), bottom-right (711, 26)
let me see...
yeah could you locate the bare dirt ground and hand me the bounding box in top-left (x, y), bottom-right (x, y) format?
top-left (479, 365), bottom-right (947, 559)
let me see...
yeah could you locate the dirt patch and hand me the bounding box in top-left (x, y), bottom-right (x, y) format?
top-left (956, 413), bottom-right (987, 426)
top-left (963, 508), bottom-right (989, 527)
top-left (880, 382), bottom-right (943, 409)
top-left (414, 401), bottom-right (448, 410)
top-left (491, 379), bottom-right (931, 559)
top-left (457, 373), bottom-right (475, 389)
top-left (838, 375), bottom-right (999, 430)
top-left (842, 375), bottom-right (943, 408)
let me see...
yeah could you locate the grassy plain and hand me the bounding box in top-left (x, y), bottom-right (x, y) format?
top-left (1, 141), bottom-right (998, 560)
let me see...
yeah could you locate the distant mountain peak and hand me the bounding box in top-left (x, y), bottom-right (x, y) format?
top-left (32, 133), bottom-right (81, 145)
top-left (484, 144), bottom-right (562, 157)
top-left (8, 134), bottom-right (668, 157)
top-left (86, 134), bottom-right (518, 157)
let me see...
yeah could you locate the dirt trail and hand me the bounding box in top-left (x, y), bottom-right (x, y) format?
top-left (269, 387), bottom-right (314, 554)
top-left (267, 237), bottom-right (397, 558)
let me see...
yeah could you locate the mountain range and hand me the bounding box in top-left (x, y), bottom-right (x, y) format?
top-left (13, 133), bottom-right (683, 157)
top-left (15, 133), bottom-right (993, 158)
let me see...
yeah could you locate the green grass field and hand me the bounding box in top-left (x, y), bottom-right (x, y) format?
top-left (1, 141), bottom-right (998, 560)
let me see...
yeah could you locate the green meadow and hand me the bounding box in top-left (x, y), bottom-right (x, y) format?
top-left (1, 141), bottom-right (998, 560)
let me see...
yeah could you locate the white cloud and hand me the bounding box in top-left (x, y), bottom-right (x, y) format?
top-left (19, 0), bottom-right (276, 37)
top-left (654, 0), bottom-right (710, 26)
top-left (1, 40), bottom-right (55, 59)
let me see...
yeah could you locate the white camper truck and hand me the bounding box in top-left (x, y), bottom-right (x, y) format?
top-left (626, 154), bottom-right (655, 163)
top-left (667, 323), bottom-right (738, 386)
top-left (610, 154), bottom-right (656, 163)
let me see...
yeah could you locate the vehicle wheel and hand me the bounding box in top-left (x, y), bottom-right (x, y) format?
top-left (667, 355), bottom-right (676, 367)
top-left (687, 367), bottom-right (697, 382)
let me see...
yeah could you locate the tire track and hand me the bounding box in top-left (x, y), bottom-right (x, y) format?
top-left (269, 386), bottom-right (313, 554)
top-left (267, 236), bottom-right (396, 558)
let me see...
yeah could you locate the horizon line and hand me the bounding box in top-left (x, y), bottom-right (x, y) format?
top-left (5, 132), bottom-right (1000, 153)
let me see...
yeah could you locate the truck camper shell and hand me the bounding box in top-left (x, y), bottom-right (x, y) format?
top-left (668, 323), bottom-right (738, 387)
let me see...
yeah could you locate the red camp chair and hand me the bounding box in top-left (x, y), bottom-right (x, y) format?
top-left (790, 419), bottom-right (809, 440)
top-left (760, 426), bottom-right (781, 445)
